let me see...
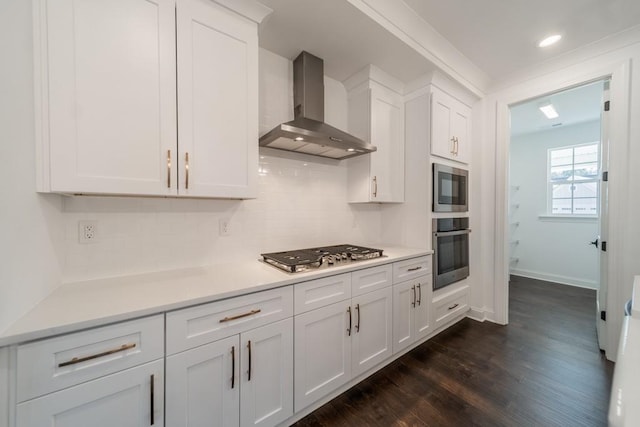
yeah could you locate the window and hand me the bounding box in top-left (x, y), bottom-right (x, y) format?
top-left (548, 143), bottom-right (599, 215)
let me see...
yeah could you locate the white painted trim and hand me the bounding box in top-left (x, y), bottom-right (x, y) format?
top-left (212, 0), bottom-right (272, 23)
top-left (510, 270), bottom-right (598, 290)
top-left (494, 59), bottom-right (632, 361)
top-left (33, 0), bottom-right (50, 192)
top-left (537, 215), bottom-right (598, 222)
top-left (345, 0), bottom-right (489, 97)
top-left (467, 307), bottom-right (487, 322)
top-left (343, 64), bottom-right (405, 95)
top-left (0, 347), bottom-right (8, 427)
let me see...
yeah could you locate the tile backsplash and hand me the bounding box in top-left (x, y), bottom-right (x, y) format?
top-left (62, 148), bottom-right (382, 282)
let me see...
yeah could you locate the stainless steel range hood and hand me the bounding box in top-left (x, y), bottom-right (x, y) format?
top-left (259, 51), bottom-right (376, 160)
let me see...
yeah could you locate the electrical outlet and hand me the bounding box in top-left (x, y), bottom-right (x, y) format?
top-left (219, 218), bottom-right (231, 236)
top-left (78, 220), bottom-right (98, 243)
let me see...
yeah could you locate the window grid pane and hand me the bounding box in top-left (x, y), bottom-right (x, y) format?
top-left (548, 143), bottom-right (599, 216)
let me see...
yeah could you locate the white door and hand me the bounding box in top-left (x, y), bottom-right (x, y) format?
top-left (176, 0), bottom-right (258, 198)
top-left (597, 80), bottom-right (611, 351)
top-left (44, 0), bottom-right (177, 195)
top-left (369, 87), bottom-right (404, 202)
top-left (351, 287), bottom-right (393, 376)
top-left (430, 89), bottom-right (455, 160)
top-left (451, 101), bottom-right (471, 164)
top-left (392, 280), bottom-right (416, 354)
top-left (294, 301), bottom-right (352, 412)
top-left (414, 276), bottom-right (433, 341)
top-left (16, 360), bottom-right (163, 427)
top-left (240, 318), bottom-right (293, 427)
top-left (166, 335), bottom-right (240, 427)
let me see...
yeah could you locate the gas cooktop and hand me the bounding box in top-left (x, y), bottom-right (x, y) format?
top-left (261, 244), bottom-right (384, 273)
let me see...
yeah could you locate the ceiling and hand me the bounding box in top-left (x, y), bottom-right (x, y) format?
top-left (510, 80), bottom-right (605, 136)
top-left (397, 0), bottom-right (640, 80)
top-left (258, 0), bottom-right (640, 86)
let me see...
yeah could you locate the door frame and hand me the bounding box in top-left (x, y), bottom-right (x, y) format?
top-left (494, 60), bottom-right (631, 361)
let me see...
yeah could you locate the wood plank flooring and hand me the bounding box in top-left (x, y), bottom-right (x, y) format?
top-left (293, 276), bottom-right (614, 426)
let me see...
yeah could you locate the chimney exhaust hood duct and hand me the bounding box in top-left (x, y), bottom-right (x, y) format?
top-left (259, 51), bottom-right (376, 160)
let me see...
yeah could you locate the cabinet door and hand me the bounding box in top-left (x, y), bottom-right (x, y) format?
top-left (451, 101), bottom-right (471, 164)
top-left (240, 318), bottom-right (293, 427)
top-left (166, 336), bottom-right (240, 427)
top-left (351, 287), bottom-right (393, 377)
top-left (41, 0), bottom-right (177, 195)
top-left (430, 89), bottom-right (455, 160)
top-left (177, 0), bottom-right (258, 198)
top-left (294, 301), bottom-right (352, 412)
top-left (414, 276), bottom-right (433, 341)
top-left (392, 280), bottom-right (415, 354)
top-left (16, 359), bottom-right (163, 427)
top-left (370, 87), bottom-right (405, 202)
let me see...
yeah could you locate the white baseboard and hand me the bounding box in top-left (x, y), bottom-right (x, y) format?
top-left (467, 307), bottom-right (499, 324)
top-left (510, 268), bottom-right (598, 290)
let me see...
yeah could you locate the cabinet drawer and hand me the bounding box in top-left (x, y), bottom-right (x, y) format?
top-left (294, 273), bottom-right (351, 314)
top-left (351, 264), bottom-right (392, 297)
top-left (16, 315), bottom-right (164, 403)
top-left (393, 256), bottom-right (432, 283)
top-left (433, 285), bottom-right (469, 329)
top-left (166, 286), bottom-right (293, 355)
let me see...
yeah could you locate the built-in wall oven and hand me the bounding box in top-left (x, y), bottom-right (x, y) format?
top-left (433, 218), bottom-right (470, 290)
top-left (433, 163), bottom-right (468, 212)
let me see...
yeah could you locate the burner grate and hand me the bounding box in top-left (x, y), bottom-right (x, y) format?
top-left (261, 244), bottom-right (383, 273)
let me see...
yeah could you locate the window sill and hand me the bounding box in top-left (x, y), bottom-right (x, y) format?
top-left (538, 214), bottom-right (599, 222)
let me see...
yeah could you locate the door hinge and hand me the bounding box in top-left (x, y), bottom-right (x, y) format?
top-left (601, 241), bottom-right (607, 252)
top-left (604, 100), bottom-right (610, 111)
top-left (601, 310), bottom-right (607, 321)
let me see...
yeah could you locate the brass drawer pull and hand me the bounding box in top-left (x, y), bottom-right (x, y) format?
top-left (448, 303), bottom-right (460, 310)
top-left (407, 266), bottom-right (422, 272)
top-left (57, 343), bottom-right (137, 368)
top-left (167, 150), bottom-right (171, 188)
top-left (185, 152), bottom-right (190, 190)
top-left (219, 309), bottom-right (261, 323)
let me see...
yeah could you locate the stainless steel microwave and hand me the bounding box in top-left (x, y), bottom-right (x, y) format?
top-left (433, 163), bottom-right (468, 212)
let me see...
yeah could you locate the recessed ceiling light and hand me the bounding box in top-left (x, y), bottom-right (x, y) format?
top-left (538, 34), bottom-right (562, 48)
top-left (294, 136), bottom-right (304, 141)
top-left (538, 102), bottom-right (559, 119)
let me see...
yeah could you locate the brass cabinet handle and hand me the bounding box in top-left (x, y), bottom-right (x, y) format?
top-left (231, 345), bottom-right (236, 389)
top-left (448, 303), bottom-right (460, 310)
top-left (407, 266), bottom-right (422, 272)
top-left (247, 340), bottom-right (252, 381)
top-left (355, 304), bottom-right (360, 333)
top-left (417, 284), bottom-right (422, 306)
top-left (167, 150), bottom-right (171, 188)
top-left (347, 306), bottom-right (352, 336)
top-left (411, 285), bottom-right (416, 308)
top-left (372, 176), bottom-right (378, 198)
top-left (450, 137), bottom-right (456, 154)
top-left (219, 309), bottom-right (261, 323)
top-left (184, 152), bottom-right (189, 190)
top-left (150, 374), bottom-right (155, 425)
top-left (455, 137), bottom-right (459, 155)
top-left (57, 343), bottom-right (137, 367)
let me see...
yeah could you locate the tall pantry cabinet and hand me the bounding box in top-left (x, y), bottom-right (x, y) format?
top-left (33, 0), bottom-right (270, 198)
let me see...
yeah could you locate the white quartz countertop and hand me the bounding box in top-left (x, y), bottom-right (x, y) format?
top-left (0, 246), bottom-right (430, 346)
top-left (609, 275), bottom-right (640, 427)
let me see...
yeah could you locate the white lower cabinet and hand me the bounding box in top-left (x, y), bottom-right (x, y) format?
top-left (165, 286), bottom-right (294, 427)
top-left (16, 359), bottom-right (163, 427)
top-left (392, 275), bottom-right (432, 354)
top-left (294, 287), bottom-right (392, 412)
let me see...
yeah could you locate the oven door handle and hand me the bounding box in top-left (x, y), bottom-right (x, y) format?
top-left (434, 229), bottom-right (471, 237)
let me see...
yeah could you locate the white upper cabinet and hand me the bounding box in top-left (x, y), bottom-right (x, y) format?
top-left (430, 86), bottom-right (471, 164)
top-left (346, 66), bottom-right (405, 203)
top-left (176, 0), bottom-right (258, 198)
top-left (34, 0), bottom-right (267, 198)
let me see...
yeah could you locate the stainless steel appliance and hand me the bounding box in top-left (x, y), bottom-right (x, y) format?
top-left (433, 163), bottom-right (468, 212)
top-left (433, 218), bottom-right (470, 289)
top-left (259, 51), bottom-right (377, 160)
top-left (261, 244), bottom-right (384, 273)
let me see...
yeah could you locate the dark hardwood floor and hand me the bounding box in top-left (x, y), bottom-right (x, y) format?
top-left (293, 275), bottom-right (614, 427)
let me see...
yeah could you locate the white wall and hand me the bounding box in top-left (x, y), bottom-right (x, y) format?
top-left (0, 8), bottom-right (382, 333)
top-left (0, 0), bottom-right (64, 334)
top-left (509, 121), bottom-right (600, 288)
top-left (478, 30), bottom-right (640, 359)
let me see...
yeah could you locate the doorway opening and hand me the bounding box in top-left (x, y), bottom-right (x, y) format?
top-left (507, 79), bottom-right (609, 350)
